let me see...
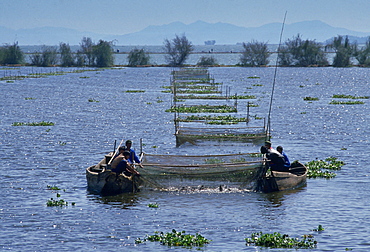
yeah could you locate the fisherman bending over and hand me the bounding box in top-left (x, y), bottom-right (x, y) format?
top-left (260, 141), bottom-right (288, 172)
top-left (111, 150), bottom-right (140, 176)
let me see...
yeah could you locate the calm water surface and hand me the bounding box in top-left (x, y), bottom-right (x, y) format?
top-left (1, 66), bottom-right (369, 251)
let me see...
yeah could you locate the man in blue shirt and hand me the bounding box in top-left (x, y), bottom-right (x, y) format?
top-left (277, 145), bottom-right (291, 169)
top-left (125, 140), bottom-right (144, 168)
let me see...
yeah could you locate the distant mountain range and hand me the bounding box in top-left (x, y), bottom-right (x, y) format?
top-left (1, 20), bottom-right (370, 46)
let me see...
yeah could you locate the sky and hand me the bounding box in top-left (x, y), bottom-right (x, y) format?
top-left (1, 0), bottom-right (370, 35)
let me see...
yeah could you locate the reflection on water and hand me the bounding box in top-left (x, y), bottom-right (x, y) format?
top-left (260, 186), bottom-right (307, 208)
top-left (89, 193), bottom-right (139, 209)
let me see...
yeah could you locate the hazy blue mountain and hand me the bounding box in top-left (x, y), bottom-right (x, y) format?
top-left (1, 20), bottom-right (369, 46)
top-left (109, 20), bottom-right (370, 45)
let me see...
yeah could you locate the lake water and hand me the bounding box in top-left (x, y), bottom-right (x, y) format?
top-left (1, 66), bottom-right (369, 251)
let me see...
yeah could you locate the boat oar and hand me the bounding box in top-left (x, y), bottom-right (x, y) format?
top-left (108, 139), bottom-right (125, 167)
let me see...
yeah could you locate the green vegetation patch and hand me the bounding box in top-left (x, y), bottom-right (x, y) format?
top-left (46, 193), bottom-right (75, 207)
top-left (166, 105), bottom-right (237, 113)
top-left (305, 157), bottom-right (345, 178)
top-left (245, 232), bottom-right (317, 249)
top-left (303, 96), bottom-right (319, 101)
top-left (332, 94), bottom-right (369, 99)
top-left (329, 100), bottom-right (364, 105)
top-left (148, 203), bottom-right (159, 208)
top-left (135, 229), bottom-right (211, 247)
top-left (125, 90), bottom-right (145, 93)
top-left (47, 185), bottom-right (62, 190)
top-left (12, 121), bottom-right (54, 126)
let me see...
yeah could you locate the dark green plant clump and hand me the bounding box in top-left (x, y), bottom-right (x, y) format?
top-left (303, 96), bottom-right (319, 101)
top-left (47, 185), bottom-right (61, 190)
top-left (246, 232), bottom-right (317, 249)
top-left (148, 203), bottom-right (159, 208)
top-left (312, 225), bottom-right (325, 232)
top-left (329, 100), bottom-right (364, 105)
top-left (46, 193), bottom-right (75, 207)
top-left (125, 90), bottom-right (145, 93)
top-left (135, 229), bottom-right (211, 247)
top-left (305, 157), bottom-right (345, 178)
top-left (88, 98), bottom-right (99, 102)
top-left (332, 94), bottom-right (369, 99)
top-left (12, 121), bottom-right (55, 126)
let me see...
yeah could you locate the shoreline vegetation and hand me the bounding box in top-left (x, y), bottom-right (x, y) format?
top-left (1, 34), bottom-right (370, 67)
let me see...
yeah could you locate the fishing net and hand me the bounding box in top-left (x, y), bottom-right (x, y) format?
top-left (171, 68), bottom-right (210, 80)
top-left (139, 152), bottom-right (264, 190)
top-left (175, 125), bottom-right (268, 146)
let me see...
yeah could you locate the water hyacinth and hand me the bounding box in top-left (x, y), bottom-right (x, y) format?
top-left (246, 231), bottom-right (317, 249)
top-left (305, 157), bottom-right (345, 178)
top-left (12, 121), bottom-right (55, 126)
top-left (135, 229), bottom-right (211, 247)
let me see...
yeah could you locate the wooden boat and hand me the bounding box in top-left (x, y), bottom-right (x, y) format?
top-left (256, 161), bottom-right (308, 193)
top-left (86, 152), bottom-right (142, 196)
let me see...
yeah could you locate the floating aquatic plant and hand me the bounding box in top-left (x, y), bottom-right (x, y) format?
top-left (135, 229), bottom-right (211, 247)
top-left (88, 98), bottom-right (99, 102)
top-left (24, 97), bottom-right (36, 100)
top-left (303, 96), bottom-right (319, 101)
top-left (332, 94), bottom-right (369, 99)
top-left (12, 121), bottom-right (54, 126)
top-left (148, 203), bottom-right (159, 208)
top-left (47, 185), bottom-right (61, 190)
top-left (46, 193), bottom-right (75, 207)
top-left (125, 90), bottom-right (145, 93)
top-left (312, 225), bottom-right (324, 232)
top-left (305, 157), bottom-right (345, 178)
top-left (329, 100), bottom-right (364, 105)
top-left (245, 232), bottom-right (317, 249)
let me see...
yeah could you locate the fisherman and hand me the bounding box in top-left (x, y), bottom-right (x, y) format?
top-left (125, 140), bottom-right (144, 168)
top-left (111, 150), bottom-right (140, 176)
top-left (277, 145), bottom-right (291, 169)
top-left (260, 141), bottom-right (287, 172)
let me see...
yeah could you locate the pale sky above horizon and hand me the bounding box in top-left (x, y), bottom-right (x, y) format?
top-left (1, 0), bottom-right (370, 34)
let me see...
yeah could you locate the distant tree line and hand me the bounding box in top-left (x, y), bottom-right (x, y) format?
top-left (0, 37), bottom-right (115, 67)
top-left (241, 34), bottom-right (370, 67)
top-left (28, 38), bottom-right (115, 67)
top-left (2, 34), bottom-right (370, 67)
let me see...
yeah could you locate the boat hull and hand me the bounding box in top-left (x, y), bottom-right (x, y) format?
top-left (86, 153), bottom-right (141, 196)
top-left (259, 163), bottom-right (308, 193)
